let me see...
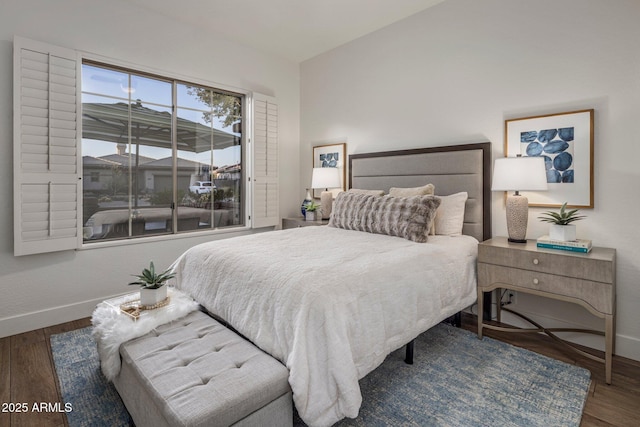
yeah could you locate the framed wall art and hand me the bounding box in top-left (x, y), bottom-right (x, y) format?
top-left (504, 109), bottom-right (594, 208)
top-left (312, 142), bottom-right (346, 198)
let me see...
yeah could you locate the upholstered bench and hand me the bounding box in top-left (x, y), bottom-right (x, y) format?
top-left (112, 310), bottom-right (292, 427)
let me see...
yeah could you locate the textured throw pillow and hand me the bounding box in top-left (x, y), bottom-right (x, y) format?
top-left (328, 192), bottom-right (441, 243)
top-left (347, 188), bottom-right (385, 196)
top-left (388, 183), bottom-right (435, 198)
top-left (433, 192), bottom-right (468, 236)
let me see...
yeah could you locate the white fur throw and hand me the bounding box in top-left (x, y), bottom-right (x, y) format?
top-left (91, 288), bottom-right (199, 381)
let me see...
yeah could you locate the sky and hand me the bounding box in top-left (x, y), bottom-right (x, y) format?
top-left (81, 64), bottom-right (242, 168)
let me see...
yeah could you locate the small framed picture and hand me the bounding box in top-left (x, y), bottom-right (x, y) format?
top-left (505, 109), bottom-right (594, 208)
top-left (312, 143), bottom-right (346, 198)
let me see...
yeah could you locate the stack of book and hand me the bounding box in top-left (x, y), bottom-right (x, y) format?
top-left (536, 235), bottom-right (592, 253)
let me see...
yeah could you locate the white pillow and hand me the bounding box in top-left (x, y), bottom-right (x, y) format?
top-left (347, 188), bottom-right (385, 196)
top-left (433, 192), bottom-right (468, 236)
top-left (388, 183), bottom-right (435, 198)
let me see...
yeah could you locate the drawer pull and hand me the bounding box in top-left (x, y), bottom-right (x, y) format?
top-left (533, 258), bottom-right (539, 265)
top-left (533, 278), bottom-right (539, 285)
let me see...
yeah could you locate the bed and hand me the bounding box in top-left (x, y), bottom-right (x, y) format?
top-left (171, 142), bottom-right (492, 427)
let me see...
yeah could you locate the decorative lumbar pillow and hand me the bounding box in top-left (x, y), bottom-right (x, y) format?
top-left (388, 183), bottom-right (435, 198)
top-left (328, 192), bottom-right (441, 243)
top-left (433, 192), bottom-right (468, 236)
top-left (347, 188), bottom-right (385, 196)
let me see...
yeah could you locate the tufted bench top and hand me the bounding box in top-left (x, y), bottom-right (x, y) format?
top-left (117, 310), bottom-right (291, 427)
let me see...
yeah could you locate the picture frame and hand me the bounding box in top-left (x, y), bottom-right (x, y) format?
top-left (312, 143), bottom-right (346, 198)
top-left (504, 109), bottom-right (594, 208)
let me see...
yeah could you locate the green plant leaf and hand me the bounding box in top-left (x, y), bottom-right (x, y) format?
top-left (128, 261), bottom-right (174, 288)
top-left (305, 200), bottom-right (319, 211)
top-left (538, 202), bottom-right (586, 225)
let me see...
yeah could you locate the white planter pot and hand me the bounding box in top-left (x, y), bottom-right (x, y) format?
top-left (549, 224), bottom-right (576, 242)
top-left (305, 210), bottom-right (316, 221)
top-left (140, 286), bottom-right (168, 306)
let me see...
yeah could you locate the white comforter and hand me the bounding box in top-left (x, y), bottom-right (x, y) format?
top-left (171, 226), bottom-right (478, 427)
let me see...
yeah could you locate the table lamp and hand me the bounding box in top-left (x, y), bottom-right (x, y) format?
top-left (491, 156), bottom-right (547, 243)
top-left (311, 167), bottom-right (341, 219)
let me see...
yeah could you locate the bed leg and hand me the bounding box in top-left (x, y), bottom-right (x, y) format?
top-left (444, 312), bottom-right (462, 327)
top-left (404, 340), bottom-right (414, 364)
top-left (453, 311), bottom-right (462, 327)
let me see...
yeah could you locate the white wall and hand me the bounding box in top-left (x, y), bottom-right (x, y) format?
top-left (300, 0), bottom-right (640, 361)
top-left (0, 0), bottom-right (300, 336)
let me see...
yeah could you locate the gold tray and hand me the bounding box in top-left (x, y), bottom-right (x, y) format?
top-left (119, 296), bottom-right (171, 320)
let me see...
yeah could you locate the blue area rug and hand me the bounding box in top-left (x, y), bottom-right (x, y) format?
top-left (51, 323), bottom-right (590, 427)
top-left (322, 324), bottom-right (591, 427)
top-left (50, 327), bottom-right (132, 427)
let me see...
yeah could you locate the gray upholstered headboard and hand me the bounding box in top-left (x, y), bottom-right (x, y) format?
top-left (349, 142), bottom-right (492, 242)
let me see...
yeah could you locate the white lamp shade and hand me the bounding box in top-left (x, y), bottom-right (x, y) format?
top-left (491, 157), bottom-right (548, 192)
top-left (311, 167), bottom-right (341, 189)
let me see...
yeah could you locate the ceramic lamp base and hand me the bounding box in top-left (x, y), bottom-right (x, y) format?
top-left (505, 193), bottom-right (529, 243)
top-left (320, 191), bottom-right (333, 219)
top-left (508, 237), bottom-right (527, 243)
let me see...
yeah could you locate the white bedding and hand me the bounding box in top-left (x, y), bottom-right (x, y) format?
top-left (171, 226), bottom-right (478, 427)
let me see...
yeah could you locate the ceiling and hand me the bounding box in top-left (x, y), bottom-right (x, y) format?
top-left (129, 0), bottom-right (446, 63)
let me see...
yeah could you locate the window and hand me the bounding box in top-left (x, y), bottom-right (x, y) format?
top-left (81, 63), bottom-right (244, 242)
top-left (13, 37), bottom-right (278, 256)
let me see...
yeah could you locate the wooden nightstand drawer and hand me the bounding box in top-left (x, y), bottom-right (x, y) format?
top-left (478, 240), bottom-right (614, 283)
top-left (478, 263), bottom-right (614, 315)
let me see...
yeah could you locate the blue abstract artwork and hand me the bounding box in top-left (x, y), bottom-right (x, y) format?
top-left (520, 127), bottom-right (575, 183)
top-left (319, 152), bottom-right (339, 167)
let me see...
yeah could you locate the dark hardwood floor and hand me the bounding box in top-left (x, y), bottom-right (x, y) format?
top-left (1, 314), bottom-right (638, 426)
top-left (0, 318), bottom-right (91, 427)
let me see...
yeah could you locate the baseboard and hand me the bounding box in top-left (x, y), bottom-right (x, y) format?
top-left (0, 293), bottom-right (129, 338)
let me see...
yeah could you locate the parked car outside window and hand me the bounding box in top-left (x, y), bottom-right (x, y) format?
top-left (189, 181), bottom-right (215, 194)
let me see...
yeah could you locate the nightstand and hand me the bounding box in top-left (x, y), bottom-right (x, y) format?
top-left (477, 236), bottom-right (616, 384)
top-left (281, 217), bottom-right (330, 229)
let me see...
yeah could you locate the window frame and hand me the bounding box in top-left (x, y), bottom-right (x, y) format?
top-left (78, 58), bottom-right (252, 248)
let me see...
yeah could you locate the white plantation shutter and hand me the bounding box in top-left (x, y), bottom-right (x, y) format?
top-left (13, 37), bottom-right (80, 256)
top-left (251, 93), bottom-right (279, 228)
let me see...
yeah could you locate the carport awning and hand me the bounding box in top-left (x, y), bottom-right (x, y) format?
top-left (82, 102), bottom-right (238, 152)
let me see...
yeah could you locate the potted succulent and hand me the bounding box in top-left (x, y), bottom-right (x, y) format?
top-left (128, 261), bottom-right (175, 306)
top-left (538, 202), bottom-right (586, 241)
top-left (305, 200), bottom-right (319, 221)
